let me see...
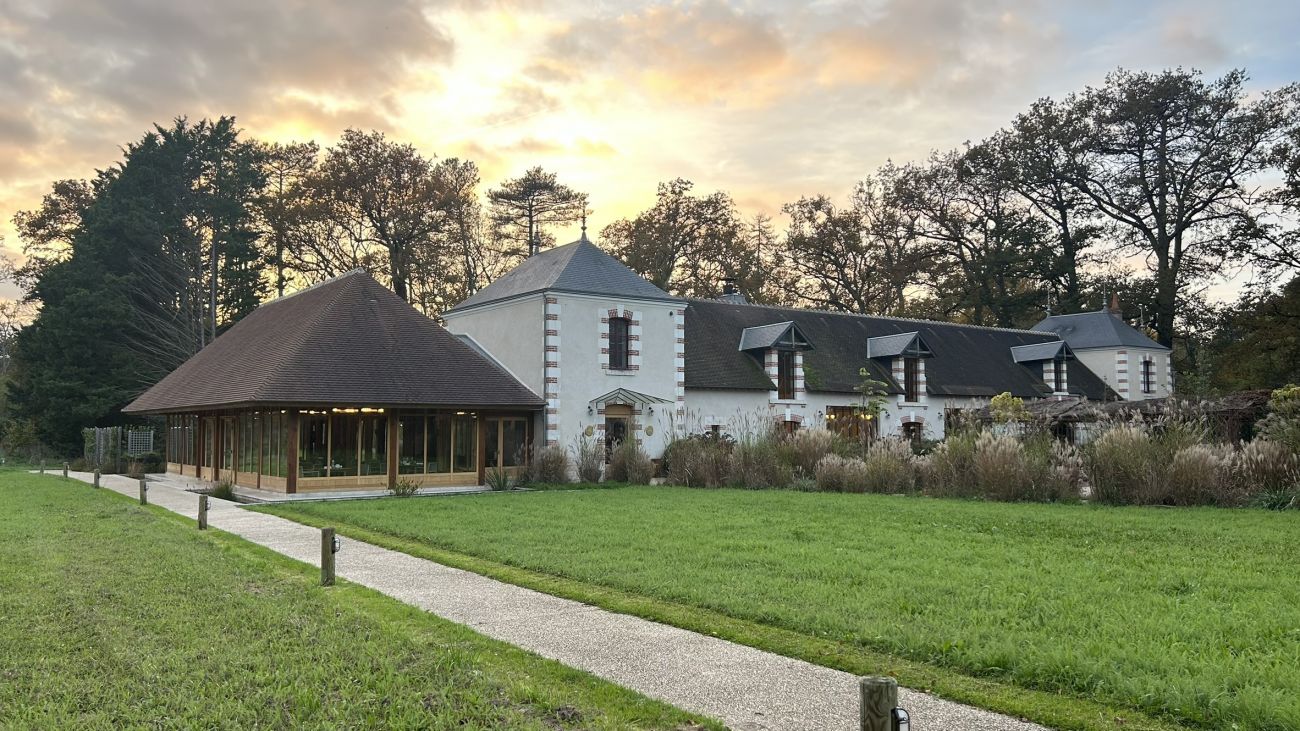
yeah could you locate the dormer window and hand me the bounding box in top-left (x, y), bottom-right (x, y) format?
top-left (609, 316), bottom-right (630, 370)
top-left (1054, 357), bottom-right (1066, 393)
top-left (777, 350), bottom-right (796, 400)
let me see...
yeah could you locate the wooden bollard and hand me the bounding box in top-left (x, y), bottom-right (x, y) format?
top-left (93, 469), bottom-right (100, 488)
top-left (860, 676), bottom-right (898, 731)
top-left (39, 460), bottom-right (45, 474)
top-left (62, 462), bottom-right (69, 479)
top-left (321, 527), bottom-right (337, 586)
top-left (198, 494), bottom-right (209, 530)
top-left (139, 477), bottom-right (148, 505)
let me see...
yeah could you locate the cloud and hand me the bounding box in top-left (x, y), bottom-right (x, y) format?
top-left (540, 1), bottom-right (792, 106)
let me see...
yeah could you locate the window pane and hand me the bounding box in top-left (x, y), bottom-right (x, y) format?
top-left (485, 418), bottom-right (500, 468)
top-left (359, 415), bottom-right (387, 477)
top-left (609, 317), bottom-right (630, 370)
top-left (398, 414), bottom-right (426, 474)
top-left (904, 358), bottom-right (919, 402)
top-left (503, 419), bottom-right (527, 467)
top-left (453, 414), bottom-right (476, 473)
top-left (330, 414), bottom-right (359, 476)
top-left (429, 414), bottom-right (451, 473)
top-left (778, 350), bottom-right (795, 399)
top-left (299, 414), bottom-right (329, 477)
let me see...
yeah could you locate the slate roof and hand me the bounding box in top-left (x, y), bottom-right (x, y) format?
top-left (124, 271), bottom-right (545, 414)
top-left (1033, 310), bottom-right (1169, 351)
top-left (1010, 340), bottom-right (1071, 363)
top-left (446, 238), bottom-right (680, 313)
top-left (737, 322), bottom-right (811, 351)
top-left (684, 299), bottom-right (1116, 401)
top-left (866, 332), bottom-right (932, 359)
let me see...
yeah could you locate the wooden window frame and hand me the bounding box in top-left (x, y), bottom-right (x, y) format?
top-left (777, 349), bottom-right (796, 400)
top-left (903, 357), bottom-right (920, 402)
top-left (609, 316), bottom-right (631, 370)
top-left (1054, 358), bottom-right (1066, 393)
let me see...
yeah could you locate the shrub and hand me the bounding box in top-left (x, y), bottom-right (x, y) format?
top-left (1166, 443), bottom-right (1238, 506)
top-left (390, 476), bottom-right (420, 497)
top-left (485, 466), bottom-right (512, 492)
top-left (1044, 440), bottom-right (1085, 502)
top-left (970, 431), bottom-right (1038, 501)
top-left (727, 439), bottom-right (793, 489)
top-left (210, 480), bottom-right (235, 501)
top-left (607, 440), bottom-right (655, 484)
top-left (789, 475), bottom-right (818, 492)
top-left (528, 444), bottom-right (571, 484)
top-left (572, 434), bottom-right (604, 484)
top-left (1237, 439), bottom-right (1300, 496)
top-left (922, 429), bottom-right (981, 498)
top-left (1257, 385), bottom-right (1300, 453)
top-left (859, 438), bottom-right (916, 493)
top-left (140, 452), bottom-right (165, 473)
top-left (1255, 486), bottom-right (1300, 511)
top-left (1087, 424), bottom-right (1159, 505)
top-left (814, 454), bottom-right (870, 493)
top-left (663, 435), bottom-right (730, 488)
top-left (782, 429), bottom-right (836, 476)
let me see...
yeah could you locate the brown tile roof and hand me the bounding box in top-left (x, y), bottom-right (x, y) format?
top-left (123, 271), bottom-right (544, 414)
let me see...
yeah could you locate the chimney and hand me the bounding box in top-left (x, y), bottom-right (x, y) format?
top-left (718, 277), bottom-right (748, 305)
top-left (1109, 292), bottom-right (1121, 315)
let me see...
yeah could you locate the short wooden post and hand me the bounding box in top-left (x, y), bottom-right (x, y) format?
top-left (198, 494), bottom-right (209, 530)
top-left (139, 477), bottom-right (148, 505)
top-left (62, 462), bottom-right (69, 479)
top-left (860, 676), bottom-right (898, 731)
top-left (39, 460), bottom-right (45, 474)
top-left (321, 527), bottom-right (336, 586)
top-left (93, 469), bottom-right (101, 488)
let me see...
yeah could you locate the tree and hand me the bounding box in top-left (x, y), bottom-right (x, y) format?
top-left (893, 150), bottom-right (1053, 327)
top-left (290, 129), bottom-right (448, 306)
top-left (430, 157), bottom-right (505, 305)
top-left (487, 167), bottom-right (587, 260)
top-left (980, 104), bottom-right (1104, 313)
top-left (1054, 69), bottom-right (1294, 346)
top-left (781, 165), bottom-right (932, 315)
top-left (602, 179), bottom-right (778, 300)
top-left (10, 179), bottom-right (96, 293)
top-left (1206, 276), bottom-right (1300, 391)
top-left (256, 141), bottom-right (319, 296)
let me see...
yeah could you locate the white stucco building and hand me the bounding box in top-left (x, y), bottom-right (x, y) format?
top-left (1032, 301), bottom-right (1173, 401)
top-left (444, 236), bottom-right (1119, 459)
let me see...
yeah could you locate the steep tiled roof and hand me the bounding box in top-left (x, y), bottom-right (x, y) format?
top-left (124, 271), bottom-right (544, 414)
top-left (446, 238), bottom-right (679, 313)
top-left (1033, 310), bottom-right (1169, 350)
top-left (684, 299), bottom-right (1116, 401)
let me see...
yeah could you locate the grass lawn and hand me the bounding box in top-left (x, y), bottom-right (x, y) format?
top-left (0, 473), bottom-right (716, 730)
top-left (261, 487), bottom-right (1300, 731)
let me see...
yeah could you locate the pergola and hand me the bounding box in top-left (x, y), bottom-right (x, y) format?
top-left (124, 271), bottom-right (544, 493)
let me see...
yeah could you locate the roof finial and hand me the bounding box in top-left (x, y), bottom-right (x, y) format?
top-left (579, 209), bottom-right (589, 243)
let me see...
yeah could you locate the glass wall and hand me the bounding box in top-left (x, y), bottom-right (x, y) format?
top-left (398, 414), bottom-right (424, 474)
top-left (502, 418), bottom-right (527, 467)
top-left (300, 413), bottom-right (329, 477)
top-left (239, 413), bottom-right (259, 474)
top-left (166, 415), bottom-right (197, 465)
top-left (453, 413), bottom-right (476, 473)
top-left (329, 414), bottom-right (358, 476)
top-left (429, 413), bottom-right (451, 473)
top-left (359, 415), bottom-right (386, 477)
top-left (261, 411), bottom-right (288, 478)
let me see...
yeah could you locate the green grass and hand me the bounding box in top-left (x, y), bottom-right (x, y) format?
top-left (0, 473), bottom-right (717, 730)
top-left (261, 487), bottom-right (1300, 731)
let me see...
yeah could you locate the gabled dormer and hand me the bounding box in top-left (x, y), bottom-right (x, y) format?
top-left (867, 332), bottom-right (933, 403)
top-left (739, 321), bottom-right (813, 402)
top-left (1010, 340), bottom-right (1074, 397)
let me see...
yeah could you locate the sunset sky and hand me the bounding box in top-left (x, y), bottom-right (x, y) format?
top-left (2, 0), bottom-right (1298, 302)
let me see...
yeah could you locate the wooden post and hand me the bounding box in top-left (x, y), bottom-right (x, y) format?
top-left (198, 494), bottom-right (209, 530)
top-left (138, 477), bottom-right (148, 505)
top-left (93, 469), bottom-right (101, 488)
top-left (39, 460), bottom-right (45, 474)
top-left (321, 527), bottom-right (336, 586)
top-left (860, 676), bottom-right (897, 731)
top-left (386, 411), bottom-right (398, 491)
top-left (62, 462), bottom-right (69, 478)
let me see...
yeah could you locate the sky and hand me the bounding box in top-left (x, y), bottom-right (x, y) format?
top-left (1, 0), bottom-right (1298, 303)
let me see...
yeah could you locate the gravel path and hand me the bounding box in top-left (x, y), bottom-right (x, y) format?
top-left (72, 471), bottom-right (1049, 731)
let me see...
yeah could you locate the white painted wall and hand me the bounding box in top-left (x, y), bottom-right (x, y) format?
top-left (1074, 347), bottom-right (1173, 401)
top-left (443, 296), bottom-right (545, 396)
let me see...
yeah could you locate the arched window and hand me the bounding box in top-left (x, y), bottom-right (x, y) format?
top-left (609, 316), bottom-right (630, 370)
